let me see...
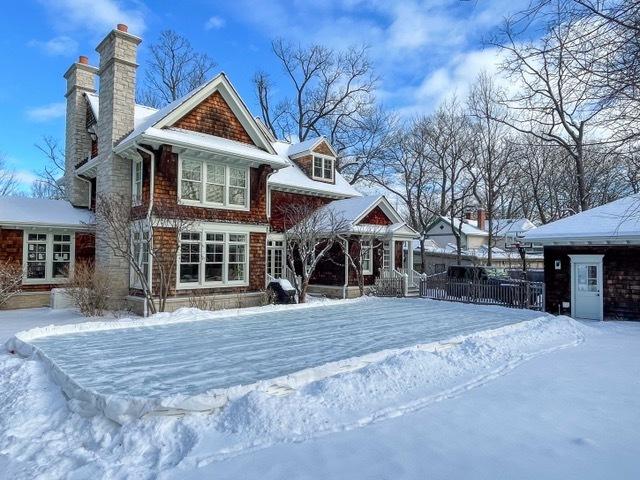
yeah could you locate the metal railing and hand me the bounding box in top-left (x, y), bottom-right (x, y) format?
top-left (420, 274), bottom-right (545, 311)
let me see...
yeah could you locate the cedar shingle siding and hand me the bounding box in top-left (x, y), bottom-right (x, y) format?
top-left (359, 206), bottom-right (392, 226)
top-left (0, 229), bottom-right (95, 292)
top-left (544, 245), bottom-right (640, 320)
top-left (174, 91), bottom-right (255, 145)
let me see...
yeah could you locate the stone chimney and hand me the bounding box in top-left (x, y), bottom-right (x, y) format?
top-left (94, 24), bottom-right (141, 293)
top-left (64, 55), bottom-right (98, 207)
top-left (477, 208), bottom-right (486, 231)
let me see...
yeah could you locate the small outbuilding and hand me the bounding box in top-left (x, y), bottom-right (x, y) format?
top-left (525, 194), bottom-right (640, 320)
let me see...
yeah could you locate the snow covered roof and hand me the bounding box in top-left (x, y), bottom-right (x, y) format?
top-left (85, 92), bottom-right (157, 129)
top-left (492, 218), bottom-right (537, 236)
top-left (413, 240), bottom-right (542, 260)
top-left (134, 127), bottom-right (287, 167)
top-left (310, 195), bottom-right (418, 238)
top-left (445, 217), bottom-right (489, 237)
top-left (269, 141), bottom-right (361, 198)
top-left (115, 73), bottom-right (279, 158)
top-left (286, 136), bottom-right (337, 158)
top-left (525, 194), bottom-right (640, 244)
top-left (0, 197), bottom-right (94, 229)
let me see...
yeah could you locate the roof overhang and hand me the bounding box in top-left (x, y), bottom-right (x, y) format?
top-left (352, 196), bottom-right (404, 226)
top-left (153, 73), bottom-right (278, 155)
top-left (115, 128), bottom-right (288, 169)
top-left (526, 235), bottom-right (640, 246)
top-left (0, 221), bottom-right (95, 231)
top-left (269, 182), bottom-right (356, 200)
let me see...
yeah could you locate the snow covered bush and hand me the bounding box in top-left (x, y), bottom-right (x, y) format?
top-left (0, 260), bottom-right (22, 307)
top-left (66, 262), bottom-right (112, 316)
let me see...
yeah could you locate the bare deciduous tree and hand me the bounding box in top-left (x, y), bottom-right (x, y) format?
top-left (138, 30), bottom-right (217, 108)
top-left (94, 194), bottom-right (194, 314)
top-left (66, 261), bottom-right (112, 316)
top-left (255, 39), bottom-right (382, 184)
top-left (0, 153), bottom-right (18, 196)
top-left (0, 260), bottom-right (22, 308)
top-left (467, 73), bottom-right (518, 264)
top-left (280, 203), bottom-right (349, 303)
top-left (31, 136), bottom-right (66, 199)
top-left (338, 227), bottom-right (385, 297)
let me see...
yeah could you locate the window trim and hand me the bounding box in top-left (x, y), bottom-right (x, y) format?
top-left (311, 155), bottom-right (334, 182)
top-left (132, 158), bottom-right (143, 206)
top-left (361, 238), bottom-right (373, 275)
top-left (22, 230), bottom-right (75, 285)
top-left (177, 156), bottom-right (250, 211)
top-left (176, 229), bottom-right (250, 289)
top-left (130, 225), bottom-right (151, 289)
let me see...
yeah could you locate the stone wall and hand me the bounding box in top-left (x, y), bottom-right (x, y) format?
top-left (63, 59), bottom-right (97, 207)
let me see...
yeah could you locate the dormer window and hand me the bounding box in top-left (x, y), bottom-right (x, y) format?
top-left (312, 156), bottom-right (334, 181)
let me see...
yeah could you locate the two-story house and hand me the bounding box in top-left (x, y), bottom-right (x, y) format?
top-left (0, 24), bottom-right (417, 312)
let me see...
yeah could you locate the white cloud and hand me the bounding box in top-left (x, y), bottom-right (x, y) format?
top-left (26, 102), bottom-right (66, 122)
top-left (205, 16), bottom-right (225, 30)
top-left (40, 0), bottom-right (146, 36)
top-left (28, 36), bottom-right (78, 56)
top-left (14, 170), bottom-right (39, 187)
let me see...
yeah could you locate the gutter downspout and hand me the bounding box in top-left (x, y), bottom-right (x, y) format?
top-left (134, 142), bottom-right (155, 317)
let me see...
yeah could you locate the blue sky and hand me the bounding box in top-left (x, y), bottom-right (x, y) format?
top-left (0, 0), bottom-right (531, 191)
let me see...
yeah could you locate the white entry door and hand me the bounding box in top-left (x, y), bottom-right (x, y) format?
top-left (570, 255), bottom-right (603, 320)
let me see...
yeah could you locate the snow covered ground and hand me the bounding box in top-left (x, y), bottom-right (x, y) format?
top-left (0, 300), bottom-right (638, 479)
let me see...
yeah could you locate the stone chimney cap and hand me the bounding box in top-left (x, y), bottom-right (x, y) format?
top-left (117, 23), bottom-right (128, 32)
top-left (78, 55), bottom-right (89, 65)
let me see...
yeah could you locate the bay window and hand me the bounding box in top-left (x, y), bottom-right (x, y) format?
top-left (312, 156), bottom-right (334, 181)
top-left (179, 231), bottom-right (249, 287)
top-left (24, 232), bottom-right (74, 283)
top-left (179, 157), bottom-right (249, 209)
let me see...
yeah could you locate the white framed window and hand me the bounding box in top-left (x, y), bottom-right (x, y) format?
top-left (361, 239), bottom-right (373, 275)
top-left (131, 229), bottom-right (150, 288)
top-left (132, 159), bottom-right (143, 206)
top-left (23, 232), bottom-right (74, 283)
top-left (178, 231), bottom-right (249, 288)
top-left (179, 157), bottom-right (249, 210)
top-left (312, 156), bottom-right (334, 181)
top-left (382, 242), bottom-right (390, 270)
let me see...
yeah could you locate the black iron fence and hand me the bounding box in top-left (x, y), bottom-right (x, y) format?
top-left (419, 273), bottom-right (545, 311)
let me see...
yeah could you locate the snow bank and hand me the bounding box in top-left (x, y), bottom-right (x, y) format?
top-left (5, 299), bottom-right (582, 427)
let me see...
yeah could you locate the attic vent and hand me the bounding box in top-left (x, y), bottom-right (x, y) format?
top-left (439, 225), bottom-right (444, 230)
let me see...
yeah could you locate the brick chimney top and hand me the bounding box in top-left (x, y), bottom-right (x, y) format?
top-left (477, 208), bottom-right (486, 231)
top-left (117, 23), bottom-right (128, 32)
top-left (78, 55), bottom-right (89, 65)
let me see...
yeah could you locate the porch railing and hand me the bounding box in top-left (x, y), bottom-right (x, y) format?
top-left (419, 274), bottom-right (545, 311)
top-left (374, 268), bottom-right (407, 297)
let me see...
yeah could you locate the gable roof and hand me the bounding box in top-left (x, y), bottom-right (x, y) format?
top-left (525, 194), bottom-right (640, 244)
top-left (0, 197), bottom-right (94, 229)
top-left (492, 218), bottom-right (537, 236)
top-left (307, 195), bottom-right (417, 237)
top-left (431, 216), bottom-right (489, 237)
top-left (269, 140), bottom-right (360, 198)
top-left (114, 73), bottom-right (279, 157)
top-left (287, 136), bottom-right (338, 158)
